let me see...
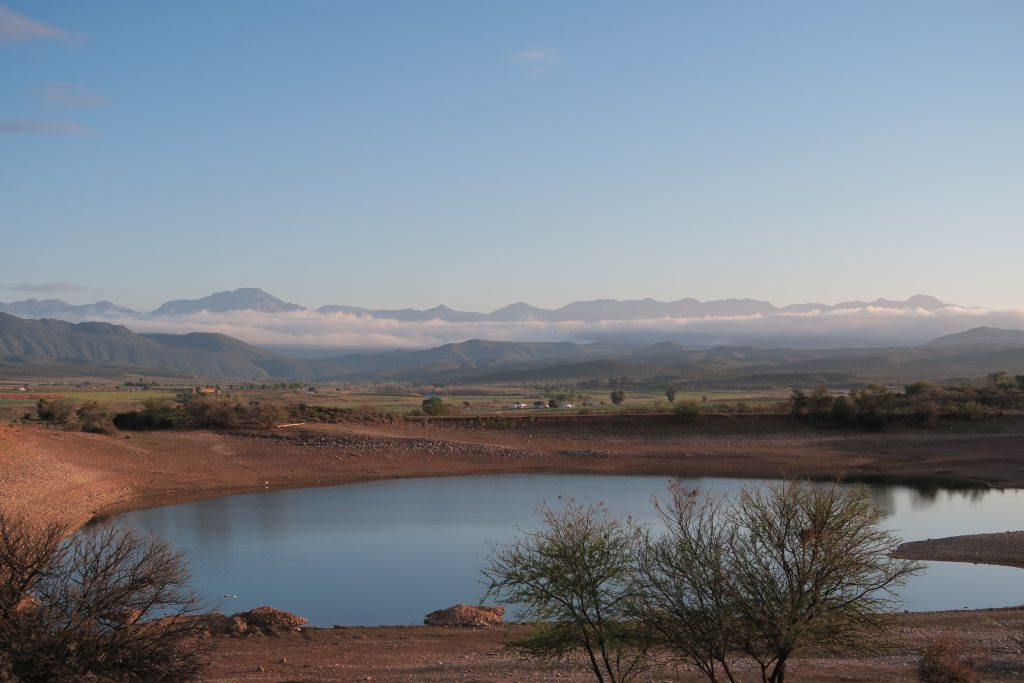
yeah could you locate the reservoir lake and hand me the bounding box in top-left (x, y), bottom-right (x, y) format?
top-left (107, 474), bottom-right (1024, 626)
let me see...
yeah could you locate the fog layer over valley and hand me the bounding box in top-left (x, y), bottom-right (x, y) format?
top-left (4, 288), bottom-right (1024, 353)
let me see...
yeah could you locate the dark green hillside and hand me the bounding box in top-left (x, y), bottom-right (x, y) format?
top-left (0, 313), bottom-right (317, 380)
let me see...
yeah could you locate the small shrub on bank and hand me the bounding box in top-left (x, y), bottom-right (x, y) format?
top-left (75, 401), bottom-right (116, 434)
top-left (421, 396), bottom-right (445, 416)
top-left (919, 637), bottom-right (979, 683)
top-left (287, 402), bottom-right (352, 424)
top-left (34, 398), bottom-right (75, 424)
top-left (673, 399), bottom-right (704, 421)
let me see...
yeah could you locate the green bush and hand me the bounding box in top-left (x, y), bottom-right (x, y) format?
top-left (673, 399), bottom-right (703, 421)
top-left (75, 401), bottom-right (116, 434)
top-left (421, 396), bottom-right (445, 416)
top-left (34, 398), bottom-right (75, 424)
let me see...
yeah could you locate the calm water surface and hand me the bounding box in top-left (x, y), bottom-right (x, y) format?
top-left (110, 475), bottom-right (1024, 626)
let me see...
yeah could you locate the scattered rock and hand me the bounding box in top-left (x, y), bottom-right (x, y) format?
top-left (229, 606), bottom-right (309, 635)
top-left (424, 604), bottom-right (504, 628)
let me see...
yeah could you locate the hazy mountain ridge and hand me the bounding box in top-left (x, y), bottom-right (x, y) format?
top-left (0, 299), bottom-right (139, 319)
top-left (0, 289), bottom-right (960, 322)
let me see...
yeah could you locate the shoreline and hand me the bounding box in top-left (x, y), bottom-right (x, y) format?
top-left (895, 532), bottom-right (1024, 570)
top-left (4, 418), bottom-right (1024, 565)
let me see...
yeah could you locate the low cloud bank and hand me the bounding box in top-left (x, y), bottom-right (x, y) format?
top-left (50, 305), bottom-right (1024, 353)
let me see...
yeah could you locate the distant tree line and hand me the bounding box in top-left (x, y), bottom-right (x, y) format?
top-left (33, 398), bottom-right (116, 435)
top-left (789, 375), bottom-right (1024, 429)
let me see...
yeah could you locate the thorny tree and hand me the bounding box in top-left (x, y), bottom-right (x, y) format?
top-left (482, 499), bottom-right (650, 683)
top-left (635, 480), bottom-right (922, 683)
top-left (633, 485), bottom-right (740, 683)
top-left (727, 481), bottom-right (922, 683)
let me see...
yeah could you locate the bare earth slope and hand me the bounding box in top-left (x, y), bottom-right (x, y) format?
top-left (5, 418), bottom-right (1024, 528)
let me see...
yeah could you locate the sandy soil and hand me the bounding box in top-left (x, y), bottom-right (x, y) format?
top-left (3, 417), bottom-right (1024, 681)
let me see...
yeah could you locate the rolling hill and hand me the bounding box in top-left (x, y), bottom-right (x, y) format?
top-left (2, 312), bottom-right (1023, 384)
top-left (0, 313), bottom-right (326, 380)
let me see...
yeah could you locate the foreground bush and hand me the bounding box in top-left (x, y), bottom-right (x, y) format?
top-left (0, 512), bottom-right (209, 682)
top-left (919, 638), bottom-right (979, 683)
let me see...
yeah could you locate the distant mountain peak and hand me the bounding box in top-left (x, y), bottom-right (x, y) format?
top-left (152, 288), bottom-right (303, 315)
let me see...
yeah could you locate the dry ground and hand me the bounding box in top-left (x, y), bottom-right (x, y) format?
top-left (205, 610), bottom-right (1024, 682)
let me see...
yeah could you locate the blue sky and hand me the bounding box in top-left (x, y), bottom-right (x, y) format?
top-left (2, 1), bottom-right (1022, 312)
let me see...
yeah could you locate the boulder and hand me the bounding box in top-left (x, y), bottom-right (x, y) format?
top-left (424, 604), bottom-right (504, 628)
top-left (229, 606), bottom-right (308, 634)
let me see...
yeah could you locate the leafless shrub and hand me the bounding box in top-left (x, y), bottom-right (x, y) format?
top-left (0, 512), bottom-right (210, 682)
top-left (919, 637), bottom-right (979, 683)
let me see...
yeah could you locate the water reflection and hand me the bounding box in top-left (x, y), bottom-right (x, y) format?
top-left (108, 474), bottom-right (1024, 626)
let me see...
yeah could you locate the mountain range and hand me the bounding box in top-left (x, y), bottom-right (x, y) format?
top-left (2, 311), bottom-right (1023, 385)
top-left (0, 288), bottom-right (956, 323)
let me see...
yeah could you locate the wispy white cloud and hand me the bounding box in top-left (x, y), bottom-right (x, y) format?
top-left (6, 282), bottom-right (84, 294)
top-left (0, 120), bottom-right (86, 135)
top-left (509, 47), bottom-right (560, 75)
top-left (510, 47), bottom-right (560, 65)
top-left (38, 83), bottom-right (103, 108)
top-left (0, 4), bottom-right (65, 43)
